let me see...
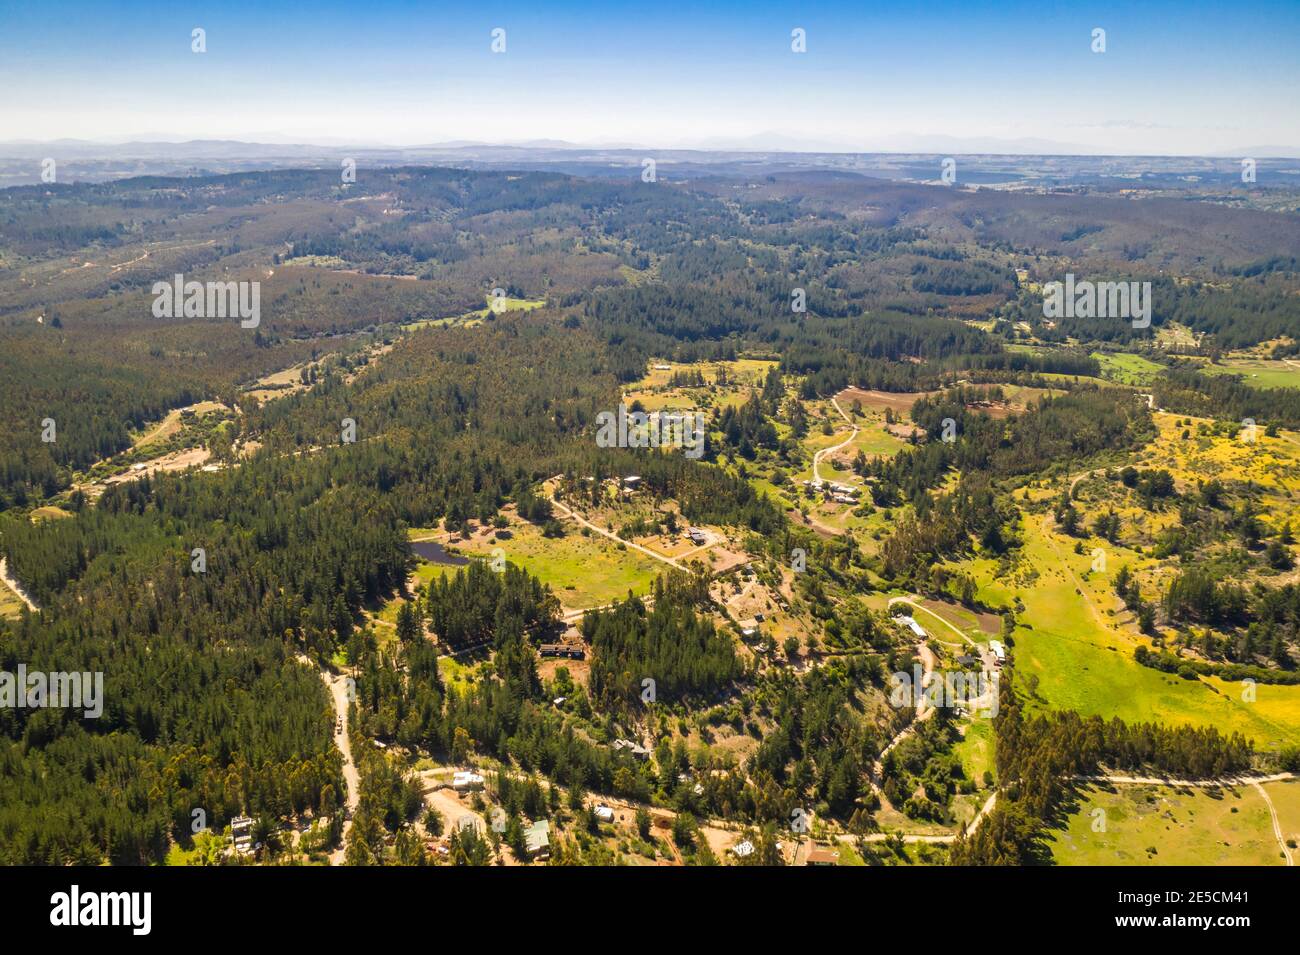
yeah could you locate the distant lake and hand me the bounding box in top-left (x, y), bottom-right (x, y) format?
top-left (411, 540), bottom-right (470, 566)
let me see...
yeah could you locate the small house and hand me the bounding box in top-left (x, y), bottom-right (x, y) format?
top-left (806, 846), bottom-right (838, 866)
top-left (524, 820), bottom-right (551, 859)
top-left (613, 738), bottom-right (650, 760)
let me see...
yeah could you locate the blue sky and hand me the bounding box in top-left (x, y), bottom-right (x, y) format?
top-left (1, 1), bottom-right (1296, 153)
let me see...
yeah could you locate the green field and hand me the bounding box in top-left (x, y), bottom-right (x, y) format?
top-left (411, 560), bottom-right (455, 586)
top-left (1199, 358), bottom-right (1300, 390)
top-left (458, 521), bottom-right (662, 610)
top-left (1048, 782), bottom-right (1286, 865)
top-left (1091, 351), bottom-right (1165, 385)
top-left (954, 718), bottom-right (996, 785)
top-left (973, 516), bottom-right (1300, 747)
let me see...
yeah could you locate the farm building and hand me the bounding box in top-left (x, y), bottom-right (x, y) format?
top-left (895, 615), bottom-right (927, 638)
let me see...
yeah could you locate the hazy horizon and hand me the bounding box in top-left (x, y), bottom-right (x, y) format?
top-left (3, 0), bottom-right (1298, 157)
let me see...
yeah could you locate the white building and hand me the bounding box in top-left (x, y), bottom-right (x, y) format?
top-left (452, 770), bottom-right (486, 792)
top-left (895, 615), bottom-right (927, 639)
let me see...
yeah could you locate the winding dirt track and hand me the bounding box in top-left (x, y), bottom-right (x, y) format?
top-left (546, 489), bottom-right (686, 572)
top-left (812, 396), bottom-right (860, 483)
top-left (1250, 780), bottom-right (1294, 866)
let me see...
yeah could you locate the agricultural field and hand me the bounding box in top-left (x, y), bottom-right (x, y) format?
top-left (453, 516), bottom-right (663, 612)
top-left (1048, 782), bottom-right (1288, 866)
top-left (1197, 357), bottom-right (1300, 390)
top-left (1091, 351), bottom-right (1165, 385)
top-left (898, 409), bottom-right (1300, 749)
top-left (971, 500), bottom-right (1300, 747)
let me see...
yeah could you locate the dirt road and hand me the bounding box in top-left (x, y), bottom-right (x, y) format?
top-left (0, 558), bottom-right (39, 612)
top-left (321, 667), bottom-right (360, 865)
top-left (547, 494), bottom-right (686, 572)
top-left (887, 596), bottom-right (980, 650)
top-left (1075, 771), bottom-right (1296, 787)
top-left (1251, 780), bottom-right (1294, 866)
top-left (812, 396), bottom-right (860, 484)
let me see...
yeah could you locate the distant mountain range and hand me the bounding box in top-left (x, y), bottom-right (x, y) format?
top-left (1, 136), bottom-right (1296, 160)
top-left (0, 138), bottom-right (1296, 189)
